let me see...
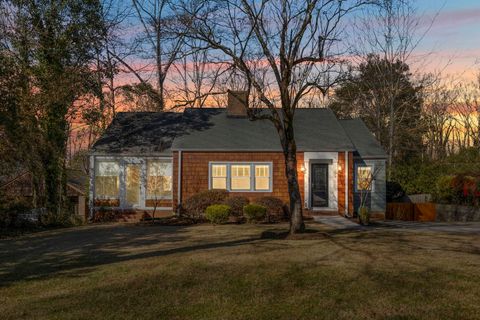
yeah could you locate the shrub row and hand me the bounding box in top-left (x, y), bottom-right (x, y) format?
top-left (181, 190), bottom-right (288, 224)
top-left (205, 203), bottom-right (268, 224)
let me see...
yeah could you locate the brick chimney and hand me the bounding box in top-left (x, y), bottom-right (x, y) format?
top-left (227, 90), bottom-right (248, 117)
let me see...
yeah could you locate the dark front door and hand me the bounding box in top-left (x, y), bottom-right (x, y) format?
top-left (311, 164), bottom-right (328, 207)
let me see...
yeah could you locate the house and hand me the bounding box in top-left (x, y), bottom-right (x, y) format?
top-left (89, 91), bottom-right (387, 221)
top-left (0, 170), bottom-right (87, 217)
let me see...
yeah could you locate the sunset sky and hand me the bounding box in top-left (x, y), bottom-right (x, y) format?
top-left (416, 0), bottom-right (479, 80)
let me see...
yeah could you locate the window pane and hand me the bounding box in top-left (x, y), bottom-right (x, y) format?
top-left (95, 176), bottom-right (119, 198)
top-left (148, 161), bottom-right (172, 177)
top-left (95, 161), bottom-right (119, 199)
top-left (357, 166), bottom-right (372, 191)
top-left (231, 165), bottom-right (251, 190)
top-left (96, 161), bottom-right (119, 176)
top-left (126, 165), bottom-right (140, 205)
top-left (255, 165), bottom-right (270, 190)
top-left (212, 164), bottom-right (226, 177)
top-left (211, 165), bottom-right (227, 189)
top-left (255, 177), bottom-right (270, 190)
top-left (147, 160), bottom-right (172, 198)
top-left (212, 177), bottom-right (227, 189)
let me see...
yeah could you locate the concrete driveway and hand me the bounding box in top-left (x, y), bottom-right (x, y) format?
top-left (375, 220), bottom-right (480, 234)
top-left (314, 215), bottom-right (480, 235)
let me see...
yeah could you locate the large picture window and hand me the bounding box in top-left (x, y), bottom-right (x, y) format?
top-left (147, 160), bottom-right (173, 199)
top-left (209, 162), bottom-right (272, 192)
top-left (356, 165), bottom-right (373, 192)
top-left (95, 161), bottom-right (120, 199)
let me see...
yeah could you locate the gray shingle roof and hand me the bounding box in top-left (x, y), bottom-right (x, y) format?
top-left (91, 112), bottom-right (185, 155)
top-left (339, 119), bottom-right (387, 159)
top-left (91, 108), bottom-right (384, 156)
top-left (171, 108), bottom-right (355, 152)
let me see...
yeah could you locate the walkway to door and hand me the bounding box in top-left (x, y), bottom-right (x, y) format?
top-left (313, 215), bottom-right (363, 230)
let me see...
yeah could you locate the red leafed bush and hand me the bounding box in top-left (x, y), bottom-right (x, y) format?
top-left (182, 189), bottom-right (229, 222)
top-left (254, 196), bottom-right (287, 222)
top-left (224, 196), bottom-right (250, 216)
top-left (437, 174), bottom-right (480, 206)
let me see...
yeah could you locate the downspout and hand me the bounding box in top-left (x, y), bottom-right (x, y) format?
top-left (344, 151), bottom-right (351, 218)
top-left (176, 150), bottom-right (182, 215)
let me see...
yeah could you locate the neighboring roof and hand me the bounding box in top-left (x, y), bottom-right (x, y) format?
top-left (0, 171), bottom-right (85, 196)
top-left (339, 119), bottom-right (387, 159)
top-left (91, 112), bottom-right (186, 155)
top-left (171, 108), bottom-right (355, 152)
top-left (66, 169), bottom-right (88, 194)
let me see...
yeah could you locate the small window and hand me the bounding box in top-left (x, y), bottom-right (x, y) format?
top-left (211, 164), bottom-right (227, 189)
top-left (147, 160), bottom-right (173, 199)
top-left (95, 161), bottom-right (120, 199)
top-left (231, 165), bottom-right (251, 190)
top-left (254, 165), bottom-right (270, 190)
top-left (356, 166), bottom-right (373, 191)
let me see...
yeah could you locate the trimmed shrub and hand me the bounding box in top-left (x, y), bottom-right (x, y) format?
top-left (0, 211), bottom-right (17, 229)
top-left (0, 198), bottom-right (32, 229)
top-left (255, 196), bottom-right (286, 222)
top-left (182, 189), bottom-right (229, 222)
top-left (205, 204), bottom-right (231, 224)
top-left (243, 204), bottom-right (267, 223)
top-left (40, 212), bottom-right (84, 227)
top-left (224, 196), bottom-right (250, 216)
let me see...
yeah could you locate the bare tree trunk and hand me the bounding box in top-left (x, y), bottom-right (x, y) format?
top-left (284, 146), bottom-right (305, 234)
top-left (280, 124), bottom-right (305, 234)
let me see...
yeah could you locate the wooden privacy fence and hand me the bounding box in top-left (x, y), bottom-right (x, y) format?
top-left (386, 203), bottom-right (436, 221)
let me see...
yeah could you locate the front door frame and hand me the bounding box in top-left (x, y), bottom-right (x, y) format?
top-left (310, 162), bottom-right (330, 208)
top-left (303, 153), bottom-right (338, 212)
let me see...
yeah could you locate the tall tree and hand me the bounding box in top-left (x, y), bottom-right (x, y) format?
top-left (330, 55), bottom-right (424, 164)
top-left (345, 0), bottom-right (435, 176)
top-left (1, 0), bottom-right (104, 214)
top-left (421, 74), bottom-right (457, 160)
top-left (112, 0), bottom-right (186, 111)
top-left (178, 0), bottom-right (369, 234)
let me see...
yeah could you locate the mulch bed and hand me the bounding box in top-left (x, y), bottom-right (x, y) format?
top-left (139, 216), bottom-right (199, 226)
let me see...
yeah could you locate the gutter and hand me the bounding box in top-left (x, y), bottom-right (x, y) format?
top-left (344, 151), bottom-right (351, 218)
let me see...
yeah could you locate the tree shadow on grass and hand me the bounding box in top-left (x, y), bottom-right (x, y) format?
top-left (0, 224), bottom-right (264, 287)
top-left (1, 223), bottom-right (478, 289)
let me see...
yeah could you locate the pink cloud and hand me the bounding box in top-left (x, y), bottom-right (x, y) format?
top-left (431, 8), bottom-right (480, 28)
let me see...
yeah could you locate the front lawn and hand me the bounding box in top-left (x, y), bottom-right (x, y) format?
top-left (0, 223), bottom-right (479, 320)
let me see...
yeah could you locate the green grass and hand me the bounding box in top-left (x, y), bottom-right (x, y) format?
top-left (0, 223), bottom-right (479, 320)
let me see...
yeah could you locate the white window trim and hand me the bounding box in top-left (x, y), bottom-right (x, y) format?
top-left (354, 163), bottom-right (375, 193)
top-left (92, 156), bottom-right (173, 208)
top-left (208, 162), bottom-right (273, 192)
